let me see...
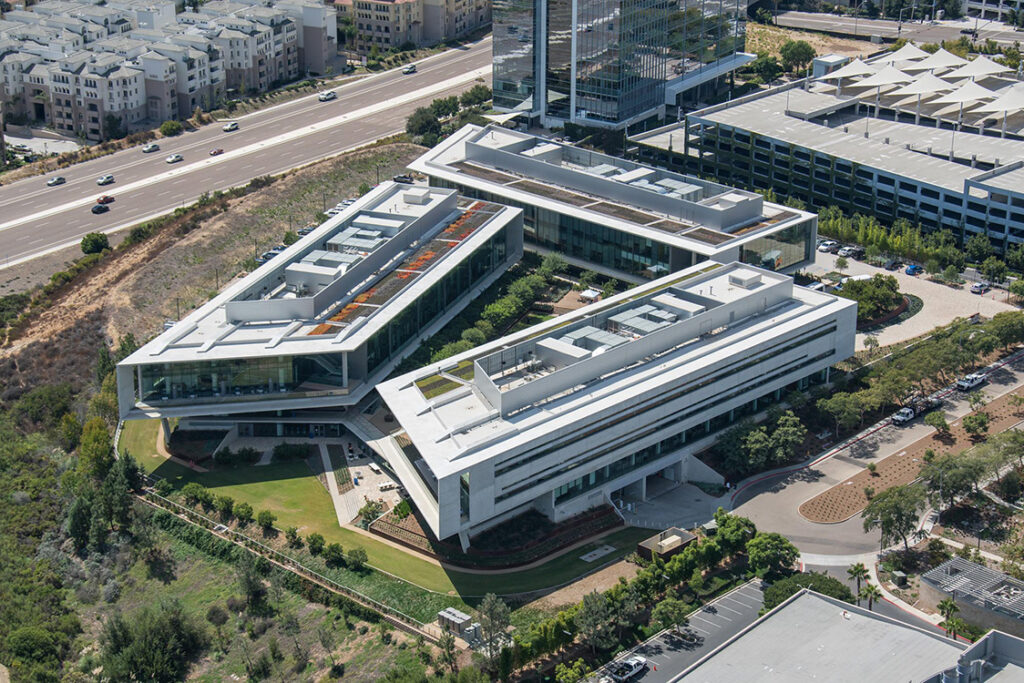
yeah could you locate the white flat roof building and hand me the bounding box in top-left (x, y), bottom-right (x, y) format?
top-left (411, 124), bottom-right (819, 283)
top-left (632, 47), bottom-right (1024, 251)
top-left (116, 182), bottom-right (523, 421)
top-left (377, 261), bottom-right (855, 545)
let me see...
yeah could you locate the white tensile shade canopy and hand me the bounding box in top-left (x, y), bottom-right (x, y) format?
top-left (929, 80), bottom-right (996, 127)
top-left (901, 47), bottom-right (969, 73)
top-left (818, 58), bottom-right (879, 97)
top-left (847, 66), bottom-right (913, 109)
top-left (943, 55), bottom-right (1011, 81)
top-left (972, 83), bottom-right (1024, 136)
top-left (888, 73), bottom-right (956, 124)
top-left (872, 42), bottom-right (929, 65)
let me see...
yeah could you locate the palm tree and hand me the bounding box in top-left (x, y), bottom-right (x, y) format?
top-left (848, 563), bottom-right (869, 599)
top-left (946, 616), bottom-right (967, 641)
top-left (938, 597), bottom-right (960, 624)
top-left (860, 584), bottom-right (882, 611)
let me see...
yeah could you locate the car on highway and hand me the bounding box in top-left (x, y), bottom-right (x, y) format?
top-left (209, 148), bottom-right (224, 156)
top-left (905, 264), bottom-right (924, 276)
top-left (142, 142), bottom-right (160, 153)
top-left (96, 174), bottom-right (115, 186)
top-left (402, 63), bottom-right (417, 74)
top-left (956, 373), bottom-right (987, 391)
top-left (606, 656), bottom-right (647, 682)
top-left (817, 240), bottom-right (837, 253)
top-left (971, 281), bottom-right (991, 294)
top-left (90, 203), bottom-right (110, 214)
top-left (165, 153), bottom-right (183, 164)
top-left (318, 90), bottom-right (336, 102)
top-left (96, 195), bottom-right (115, 204)
top-left (222, 121), bottom-right (239, 132)
top-left (47, 176), bottom-right (66, 187)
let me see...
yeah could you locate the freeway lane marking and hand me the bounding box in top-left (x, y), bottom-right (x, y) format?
top-left (0, 65), bottom-right (490, 237)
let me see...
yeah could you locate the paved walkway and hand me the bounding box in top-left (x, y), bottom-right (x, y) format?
top-left (929, 535), bottom-right (1006, 565)
top-left (320, 443), bottom-right (356, 527)
top-left (810, 252), bottom-right (1015, 350)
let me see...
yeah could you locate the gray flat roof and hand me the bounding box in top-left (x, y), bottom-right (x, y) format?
top-left (683, 590), bottom-right (964, 682)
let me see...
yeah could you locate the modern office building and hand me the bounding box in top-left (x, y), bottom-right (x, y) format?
top-left (411, 124), bottom-right (819, 282)
top-left (376, 261), bottom-right (855, 545)
top-left (632, 46), bottom-right (1024, 251)
top-left (115, 183), bottom-right (523, 429)
top-left (492, 0), bottom-right (752, 128)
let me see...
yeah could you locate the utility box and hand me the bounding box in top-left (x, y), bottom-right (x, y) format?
top-left (892, 570), bottom-right (908, 587)
top-left (438, 607), bottom-right (473, 636)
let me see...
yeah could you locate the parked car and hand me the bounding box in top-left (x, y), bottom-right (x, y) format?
top-left (817, 240), bottom-right (838, 253)
top-left (402, 63), bottom-right (417, 74)
top-left (222, 121), bottom-right (239, 132)
top-left (165, 153), bottom-right (183, 164)
top-left (393, 174), bottom-right (413, 184)
top-left (971, 281), bottom-right (991, 294)
top-left (607, 656), bottom-right (647, 682)
top-left (297, 224), bottom-right (316, 236)
top-left (90, 203), bottom-right (109, 214)
top-left (847, 246), bottom-right (866, 260)
top-left (956, 373), bottom-right (987, 391)
top-left (96, 174), bottom-right (115, 185)
top-left (142, 142), bottom-right (160, 153)
top-left (905, 264), bottom-right (924, 276)
top-left (46, 176), bottom-right (66, 187)
top-left (884, 258), bottom-right (902, 271)
top-left (318, 90), bottom-right (336, 102)
top-left (837, 245), bottom-right (857, 257)
top-left (96, 195), bottom-right (115, 204)
top-left (209, 148), bottom-right (224, 156)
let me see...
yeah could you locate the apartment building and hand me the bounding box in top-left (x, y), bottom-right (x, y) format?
top-left (377, 261), bottom-right (855, 544)
top-left (333, 0), bottom-right (488, 54)
top-left (116, 183), bottom-right (524, 428)
top-left (412, 124), bottom-right (818, 282)
top-left (0, 0), bottom-right (337, 139)
top-left (632, 46), bottom-right (1024, 252)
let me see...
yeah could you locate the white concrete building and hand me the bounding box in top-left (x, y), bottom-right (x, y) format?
top-left (377, 261), bottom-right (856, 546)
top-left (414, 124), bottom-right (819, 283)
top-left (116, 183), bottom-right (524, 428)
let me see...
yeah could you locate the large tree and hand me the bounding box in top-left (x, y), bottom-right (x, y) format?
top-left (761, 572), bottom-right (854, 612)
top-left (478, 593), bottom-right (511, 671)
top-left (779, 40), bottom-right (816, 72)
top-left (576, 591), bottom-right (617, 653)
top-left (100, 600), bottom-right (208, 682)
top-left (746, 532), bottom-right (799, 578)
top-left (862, 484), bottom-right (927, 551)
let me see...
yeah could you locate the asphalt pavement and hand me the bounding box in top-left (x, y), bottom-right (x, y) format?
top-left (0, 37), bottom-right (492, 270)
top-left (777, 11), bottom-right (1024, 45)
top-left (595, 581), bottom-right (765, 682)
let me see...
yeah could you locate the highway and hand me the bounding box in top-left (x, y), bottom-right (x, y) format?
top-left (0, 37), bottom-right (492, 270)
top-left (777, 10), bottom-right (1024, 45)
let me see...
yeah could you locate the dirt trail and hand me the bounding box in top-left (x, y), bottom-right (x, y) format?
top-left (0, 143), bottom-right (425, 400)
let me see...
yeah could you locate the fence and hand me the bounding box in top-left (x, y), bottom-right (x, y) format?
top-left (137, 484), bottom-right (440, 642)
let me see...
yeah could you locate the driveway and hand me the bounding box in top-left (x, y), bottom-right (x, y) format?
top-left (809, 251), bottom-right (1015, 350)
top-left (594, 581), bottom-right (765, 682)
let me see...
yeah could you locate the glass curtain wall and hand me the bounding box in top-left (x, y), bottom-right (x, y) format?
top-left (740, 221), bottom-right (814, 272)
top-left (667, 0), bottom-right (745, 79)
top-left (494, 0), bottom-right (539, 111)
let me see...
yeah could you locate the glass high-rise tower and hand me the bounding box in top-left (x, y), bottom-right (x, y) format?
top-left (494, 0), bottom-right (748, 129)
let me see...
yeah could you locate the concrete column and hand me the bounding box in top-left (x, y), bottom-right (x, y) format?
top-left (342, 352), bottom-right (349, 388)
top-left (276, 423), bottom-right (283, 437)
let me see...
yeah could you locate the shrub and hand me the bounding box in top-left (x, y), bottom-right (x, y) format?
top-left (181, 482), bottom-right (209, 506)
top-left (307, 533), bottom-right (325, 555)
top-left (272, 442), bottom-right (309, 461)
top-left (81, 232), bottom-right (110, 255)
top-left (160, 120), bottom-right (184, 136)
top-left (285, 526), bottom-right (302, 548)
top-left (236, 446), bottom-right (261, 464)
top-left (234, 502), bottom-right (254, 525)
top-left (323, 543), bottom-right (345, 567)
top-left (762, 572), bottom-right (854, 612)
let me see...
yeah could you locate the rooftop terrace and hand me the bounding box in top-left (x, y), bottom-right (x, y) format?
top-left (414, 125), bottom-right (807, 252)
top-left (923, 557), bottom-right (1024, 620)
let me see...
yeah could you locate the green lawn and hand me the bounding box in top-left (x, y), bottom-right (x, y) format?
top-left (124, 419), bottom-right (652, 603)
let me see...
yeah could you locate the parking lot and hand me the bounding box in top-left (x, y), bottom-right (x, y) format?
top-left (595, 580), bottom-right (764, 682)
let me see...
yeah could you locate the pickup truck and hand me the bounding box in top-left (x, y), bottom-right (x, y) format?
top-left (891, 397), bottom-right (941, 425)
top-left (956, 373), bottom-right (987, 391)
top-left (607, 656), bottom-right (647, 682)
